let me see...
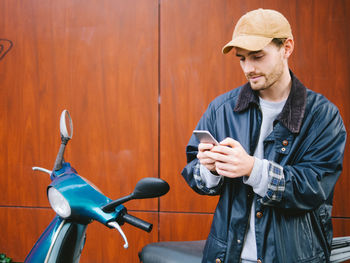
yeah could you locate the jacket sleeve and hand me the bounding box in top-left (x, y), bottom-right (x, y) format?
top-left (261, 103), bottom-right (347, 211)
top-left (181, 103), bottom-right (224, 196)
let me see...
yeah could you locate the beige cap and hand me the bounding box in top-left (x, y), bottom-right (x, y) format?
top-left (222, 8), bottom-right (293, 54)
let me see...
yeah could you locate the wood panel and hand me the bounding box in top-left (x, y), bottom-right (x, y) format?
top-left (160, 0), bottom-right (350, 217)
top-left (286, 0), bottom-right (350, 217)
top-left (0, 0), bottom-right (159, 211)
top-left (159, 212), bottom-right (213, 241)
top-left (0, 207), bottom-right (158, 262)
top-left (80, 211), bottom-right (158, 263)
top-left (0, 207), bottom-right (56, 262)
top-left (333, 218), bottom-right (350, 238)
top-left (160, 0), bottom-right (236, 213)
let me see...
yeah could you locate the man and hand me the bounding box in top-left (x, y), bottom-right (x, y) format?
top-left (181, 8), bottom-right (346, 263)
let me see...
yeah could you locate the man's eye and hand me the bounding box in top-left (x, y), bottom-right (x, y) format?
top-left (253, 55), bottom-right (263, 60)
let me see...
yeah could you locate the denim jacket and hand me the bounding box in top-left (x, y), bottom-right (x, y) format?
top-left (181, 72), bottom-right (346, 263)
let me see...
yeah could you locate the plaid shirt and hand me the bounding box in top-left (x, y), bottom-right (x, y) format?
top-left (194, 160), bottom-right (285, 204)
top-left (262, 161), bottom-right (285, 205)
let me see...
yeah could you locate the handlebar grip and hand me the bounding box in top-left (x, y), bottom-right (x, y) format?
top-left (121, 213), bottom-right (153, 233)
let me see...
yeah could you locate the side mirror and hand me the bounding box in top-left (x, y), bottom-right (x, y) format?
top-left (53, 110), bottom-right (73, 172)
top-left (60, 110), bottom-right (73, 139)
top-left (102, 178), bottom-right (170, 213)
top-left (132, 177), bottom-right (170, 199)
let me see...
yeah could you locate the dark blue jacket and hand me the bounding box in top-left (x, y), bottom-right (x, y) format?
top-left (182, 72), bottom-right (347, 263)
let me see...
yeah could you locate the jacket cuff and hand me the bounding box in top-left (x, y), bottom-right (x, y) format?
top-left (193, 161), bottom-right (223, 195)
top-left (200, 164), bottom-right (222, 188)
top-left (243, 157), bottom-right (269, 197)
top-left (261, 161), bottom-right (285, 205)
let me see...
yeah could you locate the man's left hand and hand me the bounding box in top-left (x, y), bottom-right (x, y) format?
top-left (206, 137), bottom-right (255, 178)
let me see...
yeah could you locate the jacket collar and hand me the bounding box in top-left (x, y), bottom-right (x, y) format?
top-left (234, 71), bottom-right (307, 133)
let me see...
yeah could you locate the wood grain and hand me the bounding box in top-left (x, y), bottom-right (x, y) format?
top-left (0, 207), bottom-right (56, 262)
top-left (159, 212), bottom-right (213, 241)
top-left (80, 211), bottom-right (159, 263)
top-left (0, 0), bottom-right (159, 211)
top-left (0, 207), bottom-right (158, 262)
top-left (1, 0), bottom-right (350, 261)
top-left (333, 218), bottom-right (350, 238)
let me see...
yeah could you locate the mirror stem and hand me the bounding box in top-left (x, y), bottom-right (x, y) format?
top-left (53, 137), bottom-right (70, 171)
top-left (102, 194), bottom-right (133, 213)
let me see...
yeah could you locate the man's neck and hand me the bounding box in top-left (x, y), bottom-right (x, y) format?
top-left (259, 68), bottom-right (292, 102)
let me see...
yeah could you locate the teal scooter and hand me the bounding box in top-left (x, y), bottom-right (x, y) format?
top-left (25, 110), bottom-right (169, 263)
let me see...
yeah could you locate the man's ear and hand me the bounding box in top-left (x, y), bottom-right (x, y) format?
top-left (283, 38), bottom-right (294, 58)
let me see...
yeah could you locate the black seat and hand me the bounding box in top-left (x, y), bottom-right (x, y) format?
top-left (139, 237), bottom-right (350, 263)
top-left (330, 237), bottom-right (350, 263)
top-left (139, 240), bottom-right (205, 263)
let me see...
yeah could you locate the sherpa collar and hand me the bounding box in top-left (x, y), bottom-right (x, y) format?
top-left (234, 71), bottom-right (307, 133)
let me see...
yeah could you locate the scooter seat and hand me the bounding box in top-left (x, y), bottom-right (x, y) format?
top-left (139, 237), bottom-right (350, 263)
top-left (139, 240), bottom-right (205, 263)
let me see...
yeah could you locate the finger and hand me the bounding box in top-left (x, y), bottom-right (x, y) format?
top-left (216, 168), bottom-right (240, 178)
top-left (199, 158), bottom-right (216, 165)
top-left (198, 143), bottom-right (214, 152)
top-left (198, 157), bottom-right (216, 172)
top-left (204, 164), bottom-right (216, 171)
top-left (206, 151), bottom-right (232, 163)
top-left (197, 151), bottom-right (217, 167)
top-left (198, 150), bottom-right (216, 160)
top-left (197, 152), bottom-right (210, 161)
top-left (219, 137), bottom-right (241, 148)
top-left (211, 145), bottom-right (235, 155)
top-left (215, 161), bottom-right (237, 172)
top-left (215, 161), bottom-right (242, 178)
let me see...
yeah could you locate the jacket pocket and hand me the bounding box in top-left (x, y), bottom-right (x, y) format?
top-left (275, 212), bottom-right (315, 261)
top-left (319, 204), bottom-right (333, 245)
top-left (202, 233), bottom-right (227, 263)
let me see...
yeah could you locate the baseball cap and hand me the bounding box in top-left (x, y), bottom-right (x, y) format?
top-left (222, 8), bottom-right (293, 54)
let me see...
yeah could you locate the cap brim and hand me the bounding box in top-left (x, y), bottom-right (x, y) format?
top-left (222, 35), bottom-right (273, 54)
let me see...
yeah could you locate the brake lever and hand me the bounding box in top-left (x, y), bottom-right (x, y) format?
top-left (107, 221), bottom-right (128, 249)
top-left (32, 167), bottom-right (52, 175)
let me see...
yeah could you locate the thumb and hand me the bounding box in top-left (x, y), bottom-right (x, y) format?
top-left (219, 137), bottom-right (241, 148)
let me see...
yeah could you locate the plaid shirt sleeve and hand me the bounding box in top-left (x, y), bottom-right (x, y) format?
top-left (261, 161), bottom-right (285, 205)
top-left (193, 162), bottom-right (223, 195)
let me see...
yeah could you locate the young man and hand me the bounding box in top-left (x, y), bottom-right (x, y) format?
top-left (182, 8), bottom-right (346, 263)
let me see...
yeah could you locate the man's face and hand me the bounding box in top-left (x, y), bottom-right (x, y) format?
top-left (235, 42), bottom-right (286, 92)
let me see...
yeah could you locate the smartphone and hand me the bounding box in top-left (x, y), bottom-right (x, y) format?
top-left (193, 130), bottom-right (219, 145)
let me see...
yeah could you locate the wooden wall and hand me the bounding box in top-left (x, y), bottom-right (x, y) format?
top-left (1, 0), bottom-right (349, 262)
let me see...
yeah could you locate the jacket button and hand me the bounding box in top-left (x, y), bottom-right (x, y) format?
top-left (282, 140), bottom-right (288, 146)
top-left (215, 259), bottom-right (222, 263)
top-left (257, 259), bottom-right (262, 263)
top-left (256, 211), bottom-right (263, 218)
top-left (281, 147), bottom-right (286, 152)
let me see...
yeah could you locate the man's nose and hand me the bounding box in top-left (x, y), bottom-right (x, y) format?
top-left (242, 60), bottom-right (255, 74)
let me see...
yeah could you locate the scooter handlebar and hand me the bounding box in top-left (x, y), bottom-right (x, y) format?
top-left (121, 213), bottom-right (153, 233)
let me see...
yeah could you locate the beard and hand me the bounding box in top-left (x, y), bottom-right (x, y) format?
top-left (246, 57), bottom-right (285, 91)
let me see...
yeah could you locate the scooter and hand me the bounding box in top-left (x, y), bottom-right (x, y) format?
top-left (24, 110), bottom-right (170, 263)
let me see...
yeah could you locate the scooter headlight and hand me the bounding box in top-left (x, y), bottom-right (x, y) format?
top-left (48, 187), bottom-right (71, 218)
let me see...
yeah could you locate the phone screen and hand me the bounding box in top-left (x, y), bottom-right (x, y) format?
top-left (193, 130), bottom-right (219, 145)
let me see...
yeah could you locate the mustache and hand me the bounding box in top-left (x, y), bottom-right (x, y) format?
top-left (246, 73), bottom-right (265, 79)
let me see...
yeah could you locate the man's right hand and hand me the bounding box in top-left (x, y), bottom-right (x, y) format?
top-left (197, 143), bottom-right (217, 172)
